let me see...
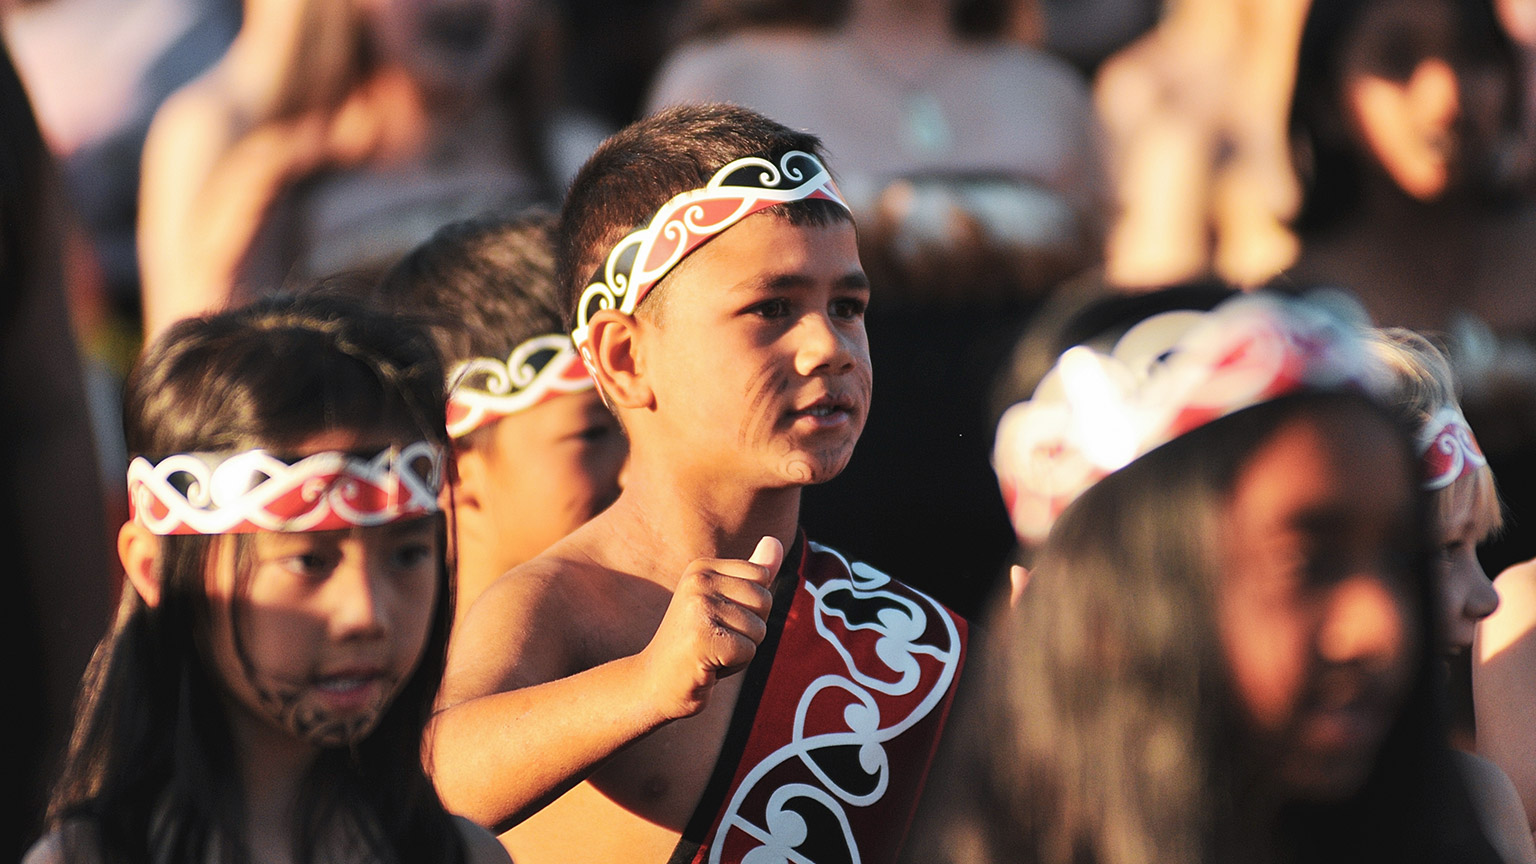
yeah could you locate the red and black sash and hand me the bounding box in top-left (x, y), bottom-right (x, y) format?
top-left (669, 533), bottom-right (968, 864)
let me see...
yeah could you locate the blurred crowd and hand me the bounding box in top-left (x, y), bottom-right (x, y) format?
top-left (9, 0), bottom-right (1536, 859)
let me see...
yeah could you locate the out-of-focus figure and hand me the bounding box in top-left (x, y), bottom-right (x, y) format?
top-left (648, 0), bottom-right (1106, 304)
top-left (1476, 555), bottom-right (1536, 848)
top-left (1094, 0), bottom-right (1310, 290)
top-left (0, 32), bottom-right (115, 864)
top-left (137, 0), bottom-right (560, 339)
top-left (1285, 0), bottom-right (1536, 576)
top-left (906, 289), bottom-right (1507, 864)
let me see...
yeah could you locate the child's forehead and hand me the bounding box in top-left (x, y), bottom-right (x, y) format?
top-left (663, 212), bottom-right (863, 289)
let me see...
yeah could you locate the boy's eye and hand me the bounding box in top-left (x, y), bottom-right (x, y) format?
top-left (746, 298), bottom-right (791, 319)
top-left (831, 297), bottom-right (868, 320)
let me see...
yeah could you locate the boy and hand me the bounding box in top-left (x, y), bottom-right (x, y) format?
top-left (428, 104), bottom-right (968, 863)
top-left (373, 212), bottom-right (627, 620)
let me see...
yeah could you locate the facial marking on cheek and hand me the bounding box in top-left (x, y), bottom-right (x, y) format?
top-left (741, 364), bottom-right (790, 446)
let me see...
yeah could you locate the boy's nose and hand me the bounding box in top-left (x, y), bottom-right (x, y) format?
top-left (1318, 573), bottom-right (1410, 669)
top-left (793, 312), bottom-right (855, 376)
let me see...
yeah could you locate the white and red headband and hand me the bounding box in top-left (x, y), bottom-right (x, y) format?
top-left (1418, 405), bottom-right (1487, 490)
top-left (993, 292), bottom-right (1390, 545)
top-left (128, 441), bottom-right (443, 535)
top-left (570, 149), bottom-right (849, 355)
top-left (446, 334), bottom-right (594, 438)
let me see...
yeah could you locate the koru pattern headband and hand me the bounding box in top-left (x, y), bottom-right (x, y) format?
top-left (128, 441), bottom-right (443, 535)
top-left (571, 149), bottom-right (850, 356)
top-left (446, 334), bottom-right (594, 438)
top-left (1418, 405), bottom-right (1487, 490)
top-left (992, 291), bottom-right (1390, 545)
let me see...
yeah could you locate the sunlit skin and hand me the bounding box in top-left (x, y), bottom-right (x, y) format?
top-left (1219, 404), bottom-right (1420, 802)
top-left (1433, 494), bottom-right (1501, 655)
top-left (206, 430), bottom-right (441, 754)
top-left (629, 212), bottom-right (873, 493)
top-left (452, 389), bottom-right (626, 615)
top-left (428, 212), bottom-right (874, 863)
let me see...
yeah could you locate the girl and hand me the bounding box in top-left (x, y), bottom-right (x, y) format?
top-left (907, 291), bottom-right (1502, 864)
top-left (1369, 327), bottom-right (1536, 864)
top-left (24, 293), bottom-right (509, 864)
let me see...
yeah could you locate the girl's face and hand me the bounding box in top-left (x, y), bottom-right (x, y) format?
top-left (1340, 0), bottom-right (1513, 200)
top-left (206, 430), bottom-right (441, 750)
top-left (1432, 487), bottom-right (1500, 654)
top-left (1219, 404), bottom-right (1420, 802)
top-left (361, 0), bottom-right (530, 96)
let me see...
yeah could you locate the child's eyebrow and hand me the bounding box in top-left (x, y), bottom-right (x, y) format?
top-left (730, 270), bottom-right (871, 294)
top-left (382, 515), bottom-right (438, 537)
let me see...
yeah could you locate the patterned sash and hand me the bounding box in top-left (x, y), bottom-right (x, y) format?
top-left (669, 534), bottom-right (968, 864)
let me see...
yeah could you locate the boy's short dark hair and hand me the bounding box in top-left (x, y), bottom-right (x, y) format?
top-left (375, 210), bottom-right (566, 366)
top-left (556, 102), bottom-right (851, 330)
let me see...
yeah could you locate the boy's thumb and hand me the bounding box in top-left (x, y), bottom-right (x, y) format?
top-left (748, 535), bottom-right (784, 579)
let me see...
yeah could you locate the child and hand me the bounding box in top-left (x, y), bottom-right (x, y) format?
top-left (428, 103), bottom-right (967, 864)
top-left (372, 211), bottom-right (626, 621)
top-left (24, 294), bottom-right (508, 864)
top-left (1369, 327), bottom-right (1536, 864)
top-left (908, 291), bottom-right (1504, 864)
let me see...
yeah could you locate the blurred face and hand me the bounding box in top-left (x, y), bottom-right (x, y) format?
top-left (1219, 404), bottom-right (1420, 802)
top-left (1432, 486), bottom-right (1501, 653)
top-left (470, 389), bottom-right (625, 568)
top-left (637, 212), bottom-right (873, 489)
top-left (206, 430), bottom-right (440, 751)
top-left (1341, 0), bottom-right (1514, 199)
top-left (360, 0), bottom-right (529, 94)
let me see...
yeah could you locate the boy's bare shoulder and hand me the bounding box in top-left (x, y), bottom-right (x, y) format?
top-left (442, 537), bottom-right (624, 704)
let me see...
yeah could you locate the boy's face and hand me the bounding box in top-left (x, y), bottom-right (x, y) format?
top-left (635, 212), bottom-right (872, 488)
top-left (467, 389), bottom-right (625, 569)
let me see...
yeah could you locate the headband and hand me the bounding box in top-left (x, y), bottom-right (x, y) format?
top-left (993, 291), bottom-right (1389, 545)
top-left (128, 441), bottom-right (443, 535)
top-left (1418, 405), bottom-right (1487, 490)
top-left (570, 149), bottom-right (850, 354)
top-left (446, 334), bottom-right (594, 438)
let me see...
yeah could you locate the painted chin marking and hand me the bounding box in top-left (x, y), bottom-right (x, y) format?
top-left (256, 679), bottom-right (389, 747)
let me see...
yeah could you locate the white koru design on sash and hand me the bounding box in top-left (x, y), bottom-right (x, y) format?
top-left (710, 543), bottom-right (963, 864)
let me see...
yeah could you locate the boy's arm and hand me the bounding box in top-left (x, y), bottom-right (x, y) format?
top-left (427, 538), bottom-right (784, 831)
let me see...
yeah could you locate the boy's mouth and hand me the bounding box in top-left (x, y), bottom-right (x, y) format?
top-left (786, 396), bottom-right (858, 428)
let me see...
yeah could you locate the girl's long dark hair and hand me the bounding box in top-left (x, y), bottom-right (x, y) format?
top-left (907, 392), bottom-right (1499, 864)
top-left (45, 292), bottom-right (466, 864)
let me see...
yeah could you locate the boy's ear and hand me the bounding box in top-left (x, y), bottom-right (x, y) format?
top-left (118, 520), bottom-right (163, 607)
top-left (447, 442), bottom-right (485, 513)
top-left (586, 310), bottom-right (654, 410)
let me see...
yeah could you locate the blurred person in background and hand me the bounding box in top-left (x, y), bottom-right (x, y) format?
top-left (137, 0), bottom-right (564, 339)
top-left (0, 32), bottom-right (116, 863)
top-left (1284, 0), bottom-right (1536, 577)
top-left (907, 290), bottom-right (1505, 864)
top-left (1094, 0), bottom-right (1310, 290)
top-left (1476, 554), bottom-right (1536, 846)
